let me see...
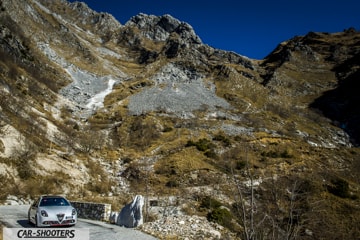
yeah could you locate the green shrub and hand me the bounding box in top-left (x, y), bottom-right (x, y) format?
top-left (204, 149), bottom-right (218, 159)
top-left (16, 158), bottom-right (34, 180)
top-left (280, 150), bottom-right (293, 158)
top-left (122, 157), bottom-right (132, 164)
top-left (165, 179), bottom-right (179, 188)
top-left (261, 149), bottom-right (293, 158)
top-left (213, 134), bottom-right (231, 146)
top-left (185, 138), bottom-right (215, 152)
top-left (163, 126), bottom-right (173, 132)
top-left (235, 160), bottom-right (246, 170)
top-left (202, 197), bottom-right (236, 231)
top-left (200, 196), bottom-right (222, 210)
top-left (328, 177), bottom-right (351, 198)
top-left (207, 207), bottom-right (232, 226)
top-left (87, 180), bottom-right (113, 194)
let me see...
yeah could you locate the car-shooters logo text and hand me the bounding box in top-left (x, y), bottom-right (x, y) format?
top-left (3, 228), bottom-right (89, 240)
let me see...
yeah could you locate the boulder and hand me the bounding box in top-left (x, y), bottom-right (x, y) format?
top-left (116, 195), bottom-right (144, 228)
top-left (109, 212), bottom-right (118, 224)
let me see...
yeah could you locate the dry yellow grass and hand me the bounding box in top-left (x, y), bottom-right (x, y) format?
top-left (155, 147), bottom-right (215, 175)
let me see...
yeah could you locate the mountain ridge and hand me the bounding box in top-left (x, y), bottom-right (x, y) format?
top-left (0, 0), bottom-right (359, 239)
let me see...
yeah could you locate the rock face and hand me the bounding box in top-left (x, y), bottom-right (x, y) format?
top-left (125, 13), bottom-right (202, 44)
top-left (116, 195), bottom-right (144, 228)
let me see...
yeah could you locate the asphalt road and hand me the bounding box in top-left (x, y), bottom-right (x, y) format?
top-left (0, 205), bottom-right (157, 240)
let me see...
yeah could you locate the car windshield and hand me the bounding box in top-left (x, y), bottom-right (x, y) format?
top-left (39, 197), bottom-right (70, 207)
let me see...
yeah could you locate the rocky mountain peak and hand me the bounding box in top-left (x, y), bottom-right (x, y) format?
top-left (67, 0), bottom-right (120, 28)
top-left (126, 13), bottom-right (202, 44)
top-left (35, 0), bottom-right (121, 40)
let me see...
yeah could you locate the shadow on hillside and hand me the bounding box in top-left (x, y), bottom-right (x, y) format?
top-left (310, 67), bottom-right (360, 146)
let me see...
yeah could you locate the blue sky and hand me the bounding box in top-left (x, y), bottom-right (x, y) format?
top-left (70, 0), bottom-right (360, 59)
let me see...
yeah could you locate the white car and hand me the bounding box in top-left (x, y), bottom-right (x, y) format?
top-left (28, 195), bottom-right (77, 227)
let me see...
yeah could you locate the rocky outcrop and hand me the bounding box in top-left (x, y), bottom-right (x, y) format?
top-left (117, 13), bottom-right (205, 63)
top-left (63, 0), bottom-right (121, 39)
top-left (140, 215), bottom-right (226, 240)
top-left (0, 23), bottom-right (33, 63)
top-left (125, 13), bottom-right (202, 45)
top-left (116, 195), bottom-right (144, 228)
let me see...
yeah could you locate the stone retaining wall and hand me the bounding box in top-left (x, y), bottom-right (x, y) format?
top-left (71, 201), bottom-right (111, 221)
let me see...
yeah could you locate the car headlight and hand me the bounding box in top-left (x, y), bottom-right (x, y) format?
top-left (72, 208), bottom-right (77, 216)
top-left (40, 210), bottom-right (48, 217)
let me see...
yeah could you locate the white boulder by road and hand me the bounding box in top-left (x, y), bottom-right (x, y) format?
top-left (116, 195), bottom-right (144, 228)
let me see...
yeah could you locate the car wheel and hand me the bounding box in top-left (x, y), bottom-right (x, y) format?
top-left (27, 212), bottom-right (31, 224)
top-left (35, 215), bottom-right (39, 228)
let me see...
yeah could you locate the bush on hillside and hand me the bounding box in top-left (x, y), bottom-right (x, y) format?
top-left (328, 177), bottom-right (351, 198)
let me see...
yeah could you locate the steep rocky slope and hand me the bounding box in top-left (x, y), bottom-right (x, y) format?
top-left (0, 0), bottom-right (359, 239)
top-left (261, 29), bottom-right (360, 144)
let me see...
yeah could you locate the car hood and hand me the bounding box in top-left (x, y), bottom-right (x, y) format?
top-left (38, 206), bottom-right (74, 215)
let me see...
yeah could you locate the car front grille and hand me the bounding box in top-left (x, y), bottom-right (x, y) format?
top-left (57, 214), bottom-right (65, 222)
top-left (42, 219), bottom-right (75, 225)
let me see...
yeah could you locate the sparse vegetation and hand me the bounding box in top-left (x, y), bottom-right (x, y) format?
top-left (327, 177), bottom-right (354, 199)
top-left (86, 159), bottom-right (114, 194)
top-left (261, 149), bottom-right (293, 158)
top-left (207, 207), bottom-right (233, 227)
top-left (128, 116), bottom-right (161, 151)
top-left (185, 138), bottom-right (218, 159)
top-left (213, 133), bottom-right (231, 146)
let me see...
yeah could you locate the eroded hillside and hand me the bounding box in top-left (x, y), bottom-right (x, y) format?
top-left (0, 0), bottom-right (359, 239)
